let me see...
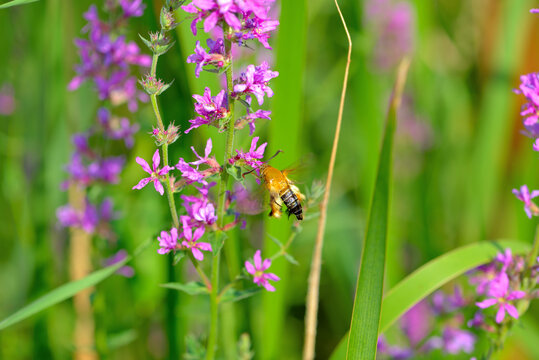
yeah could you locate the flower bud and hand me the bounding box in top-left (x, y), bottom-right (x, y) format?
top-left (139, 74), bottom-right (173, 96)
top-left (160, 7), bottom-right (177, 31)
top-left (139, 32), bottom-right (174, 56)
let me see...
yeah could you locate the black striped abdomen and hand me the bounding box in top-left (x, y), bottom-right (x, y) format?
top-left (281, 188), bottom-right (303, 220)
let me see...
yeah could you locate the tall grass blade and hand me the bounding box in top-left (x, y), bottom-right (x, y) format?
top-left (346, 59), bottom-right (409, 359)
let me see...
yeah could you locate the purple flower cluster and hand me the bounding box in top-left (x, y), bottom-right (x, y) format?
top-left (378, 289), bottom-right (476, 359)
top-left (182, 0), bottom-right (279, 49)
top-left (471, 249), bottom-right (532, 325)
top-left (187, 39), bottom-right (226, 78)
top-left (69, 3), bottom-right (150, 111)
top-left (229, 136), bottom-right (267, 168)
top-left (58, 0), bottom-right (148, 266)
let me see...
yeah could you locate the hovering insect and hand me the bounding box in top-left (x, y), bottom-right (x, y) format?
top-left (244, 164), bottom-right (305, 221)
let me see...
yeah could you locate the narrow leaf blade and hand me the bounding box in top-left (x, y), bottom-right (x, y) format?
top-left (0, 258), bottom-right (128, 330)
top-left (346, 59), bottom-right (409, 359)
top-left (0, 0), bottom-right (38, 9)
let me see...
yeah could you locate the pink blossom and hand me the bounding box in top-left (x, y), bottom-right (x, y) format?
top-left (475, 272), bottom-right (526, 323)
top-left (132, 149), bottom-right (174, 195)
top-left (245, 250), bottom-right (280, 291)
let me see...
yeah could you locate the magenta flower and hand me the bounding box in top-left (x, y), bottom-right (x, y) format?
top-left (181, 224), bottom-right (212, 261)
top-left (495, 248), bottom-right (514, 271)
top-left (239, 109), bottom-right (271, 135)
top-left (186, 87), bottom-right (228, 134)
top-left (245, 250), bottom-right (280, 291)
top-left (187, 39), bottom-right (225, 78)
top-left (182, 0), bottom-right (242, 34)
top-left (233, 62), bottom-right (278, 105)
top-left (229, 136), bottom-right (267, 168)
top-left (157, 228), bottom-right (179, 255)
top-left (132, 149), bottom-right (174, 195)
top-left (515, 73), bottom-right (539, 127)
top-left (512, 184), bottom-right (539, 218)
top-left (239, 17), bottom-right (279, 49)
top-left (475, 272), bottom-right (526, 323)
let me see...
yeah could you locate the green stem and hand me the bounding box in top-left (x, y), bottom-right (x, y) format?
top-left (206, 24), bottom-right (235, 360)
top-left (526, 223), bottom-right (539, 269)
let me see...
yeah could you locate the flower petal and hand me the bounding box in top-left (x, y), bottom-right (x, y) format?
top-left (132, 177), bottom-right (151, 190)
top-left (152, 149), bottom-right (161, 171)
top-left (192, 247), bottom-right (204, 261)
top-left (263, 282), bottom-right (276, 292)
top-left (245, 261), bottom-right (255, 275)
top-left (475, 298), bottom-right (497, 309)
top-left (135, 157), bottom-right (152, 174)
top-left (495, 305), bottom-right (506, 323)
top-left (153, 179), bottom-right (164, 195)
top-left (505, 303), bottom-right (520, 319)
top-left (254, 250), bottom-right (262, 269)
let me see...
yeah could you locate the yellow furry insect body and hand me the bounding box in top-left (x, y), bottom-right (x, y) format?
top-left (259, 164), bottom-right (304, 220)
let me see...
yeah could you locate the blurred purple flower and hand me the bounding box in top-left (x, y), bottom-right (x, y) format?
top-left (103, 249), bottom-right (135, 277)
top-left (476, 272), bottom-right (526, 323)
top-left (245, 250), bottom-right (279, 291)
top-left (365, 0), bottom-right (414, 70)
top-left (97, 107), bottom-right (139, 148)
top-left (0, 84), bottom-right (15, 115)
top-left (119, 0), bottom-right (145, 17)
top-left (441, 327), bottom-right (475, 355)
top-left (57, 198), bottom-right (115, 234)
top-left (69, 5), bottom-right (150, 111)
top-left (512, 184), bottom-right (539, 218)
top-left (401, 300), bottom-right (431, 346)
top-left (377, 336), bottom-right (413, 360)
top-left (132, 149), bottom-right (174, 195)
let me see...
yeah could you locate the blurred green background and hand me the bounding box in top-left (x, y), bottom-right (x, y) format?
top-left (1, 0), bottom-right (539, 359)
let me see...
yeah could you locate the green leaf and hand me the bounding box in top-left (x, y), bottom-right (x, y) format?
top-left (209, 231), bottom-right (227, 256)
top-left (226, 164), bottom-right (244, 184)
top-left (329, 239), bottom-right (531, 360)
top-left (173, 251), bottom-right (185, 266)
top-left (346, 59), bottom-right (409, 360)
top-left (0, 0), bottom-right (38, 9)
top-left (0, 257), bottom-right (129, 330)
top-left (220, 287), bottom-right (262, 303)
top-left (161, 281), bottom-right (209, 296)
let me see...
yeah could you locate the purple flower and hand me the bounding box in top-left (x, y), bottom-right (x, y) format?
top-left (182, 0), bottom-right (243, 34)
top-left (176, 159), bottom-right (206, 184)
top-left (476, 272), bottom-right (526, 323)
top-left (515, 73), bottom-right (539, 128)
top-left (181, 223), bottom-right (212, 261)
top-left (512, 184), bottom-right (539, 218)
top-left (186, 39), bottom-right (226, 78)
top-left (132, 150), bottom-right (174, 195)
top-left (186, 87), bottom-right (229, 134)
top-left (229, 136), bottom-right (267, 168)
top-left (469, 262), bottom-right (498, 295)
top-left (103, 250), bottom-right (135, 277)
top-left (97, 107), bottom-right (139, 148)
top-left (239, 16), bottom-right (279, 49)
top-left (244, 250), bottom-right (280, 291)
top-left (495, 248), bottom-right (514, 271)
top-left (56, 198), bottom-right (114, 234)
top-left (532, 9), bottom-right (539, 13)
top-left (441, 327), bottom-right (475, 355)
top-left (237, 109), bottom-right (271, 135)
top-left (401, 300), bottom-right (431, 346)
top-left (69, 5), bottom-right (150, 111)
top-left (158, 228), bottom-right (179, 255)
top-left (377, 336), bottom-right (413, 360)
top-left (119, 0), bottom-right (145, 17)
top-left (233, 61), bottom-right (278, 105)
